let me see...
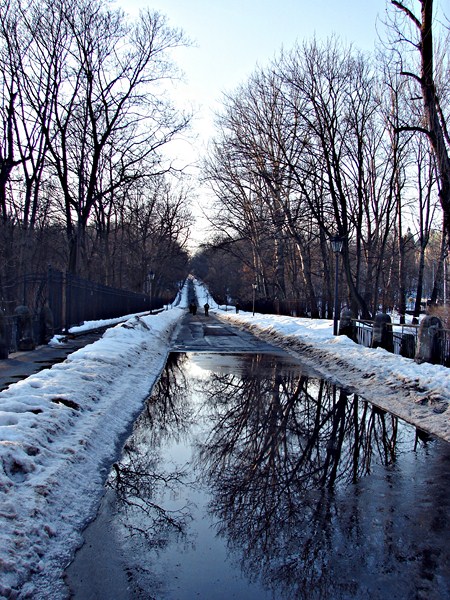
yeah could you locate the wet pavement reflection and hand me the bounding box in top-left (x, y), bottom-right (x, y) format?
top-left (67, 352), bottom-right (450, 599)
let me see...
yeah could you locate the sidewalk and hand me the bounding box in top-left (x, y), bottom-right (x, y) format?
top-left (0, 331), bottom-right (104, 392)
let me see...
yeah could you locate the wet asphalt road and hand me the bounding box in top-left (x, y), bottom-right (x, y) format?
top-left (171, 311), bottom-right (284, 353)
top-left (65, 325), bottom-right (450, 600)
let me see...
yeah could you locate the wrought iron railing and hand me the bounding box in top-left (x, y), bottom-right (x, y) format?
top-left (352, 318), bottom-right (450, 367)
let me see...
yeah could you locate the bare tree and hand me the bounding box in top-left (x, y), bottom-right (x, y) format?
top-left (14, 0), bottom-right (191, 273)
top-left (204, 39), bottom-right (410, 318)
top-left (279, 39), bottom-right (398, 317)
top-left (388, 0), bottom-right (450, 248)
top-left (205, 112), bottom-right (276, 300)
top-left (0, 0), bottom-right (22, 224)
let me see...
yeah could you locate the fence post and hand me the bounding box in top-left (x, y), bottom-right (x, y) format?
top-left (371, 312), bottom-right (394, 353)
top-left (65, 271), bottom-right (71, 332)
top-left (47, 266), bottom-right (54, 325)
top-left (415, 315), bottom-right (443, 364)
top-left (338, 308), bottom-right (355, 341)
top-left (400, 333), bottom-right (416, 358)
top-left (39, 304), bottom-right (54, 344)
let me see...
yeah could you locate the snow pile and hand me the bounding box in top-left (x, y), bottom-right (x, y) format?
top-left (216, 309), bottom-right (450, 442)
top-left (192, 277), bottom-right (220, 309)
top-left (0, 307), bottom-right (185, 599)
top-left (67, 312), bottom-right (149, 335)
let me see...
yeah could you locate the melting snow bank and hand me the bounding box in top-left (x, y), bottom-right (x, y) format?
top-left (216, 310), bottom-right (450, 443)
top-left (0, 309), bottom-right (184, 600)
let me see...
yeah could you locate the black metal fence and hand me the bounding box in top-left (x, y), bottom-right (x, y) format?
top-left (1, 268), bottom-right (162, 353)
top-left (236, 297), bottom-right (314, 318)
top-left (62, 271), bottom-right (155, 331)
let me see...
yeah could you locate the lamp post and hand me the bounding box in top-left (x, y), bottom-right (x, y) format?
top-left (252, 283), bottom-right (257, 316)
top-left (330, 236), bottom-right (343, 335)
top-left (148, 270), bottom-right (155, 313)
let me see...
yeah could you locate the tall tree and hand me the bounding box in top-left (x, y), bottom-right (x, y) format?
top-left (0, 0), bottom-right (21, 224)
top-left (279, 39), bottom-right (397, 317)
top-left (15, 0), bottom-right (191, 273)
top-left (389, 0), bottom-right (450, 248)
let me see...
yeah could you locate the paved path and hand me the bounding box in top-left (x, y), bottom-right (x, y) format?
top-left (0, 331), bottom-right (103, 392)
top-left (171, 312), bottom-right (282, 353)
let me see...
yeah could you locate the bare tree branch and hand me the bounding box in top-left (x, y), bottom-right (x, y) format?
top-left (391, 0), bottom-right (422, 30)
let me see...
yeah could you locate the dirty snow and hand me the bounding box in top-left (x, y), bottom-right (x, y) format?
top-left (0, 278), bottom-right (449, 599)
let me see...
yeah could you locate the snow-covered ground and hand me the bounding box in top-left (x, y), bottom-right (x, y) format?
top-left (0, 277), bottom-right (449, 599)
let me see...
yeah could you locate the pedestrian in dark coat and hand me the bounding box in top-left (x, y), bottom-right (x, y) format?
top-left (204, 303), bottom-right (209, 316)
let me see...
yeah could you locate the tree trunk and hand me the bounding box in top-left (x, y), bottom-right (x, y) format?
top-left (418, 0), bottom-right (450, 249)
top-left (430, 223), bottom-right (448, 304)
top-left (392, 0), bottom-right (450, 248)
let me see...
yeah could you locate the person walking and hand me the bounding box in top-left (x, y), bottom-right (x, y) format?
top-left (204, 302), bottom-right (209, 316)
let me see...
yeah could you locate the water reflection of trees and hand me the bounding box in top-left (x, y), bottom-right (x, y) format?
top-left (200, 355), bottom-right (399, 491)
top-left (198, 355), bottom-right (443, 599)
top-left (106, 352), bottom-right (193, 554)
top-left (139, 352), bottom-right (194, 445)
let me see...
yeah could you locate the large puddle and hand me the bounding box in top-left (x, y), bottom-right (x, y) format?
top-left (67, 352), bottom-right (450, 599)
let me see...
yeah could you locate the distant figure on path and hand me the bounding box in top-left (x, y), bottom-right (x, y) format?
top-left (235, 303), bottom-right (240, 313)
top-left (204, 303), bottom-right (209, 316)
top-left (192, 303), bottom-right (197, 315)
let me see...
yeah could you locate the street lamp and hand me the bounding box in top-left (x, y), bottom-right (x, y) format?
top-left (148, 270), bottom-right (155, 313)
top-left (330, 235), bottom-right (343, 335)
top-left (252, 283), bottom-right (257, 316)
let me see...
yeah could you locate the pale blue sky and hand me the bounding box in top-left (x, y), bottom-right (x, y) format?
top-left (114, 0), bottom-right (389, 244)
top-left (116, 0), bottom-right (388, 141)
